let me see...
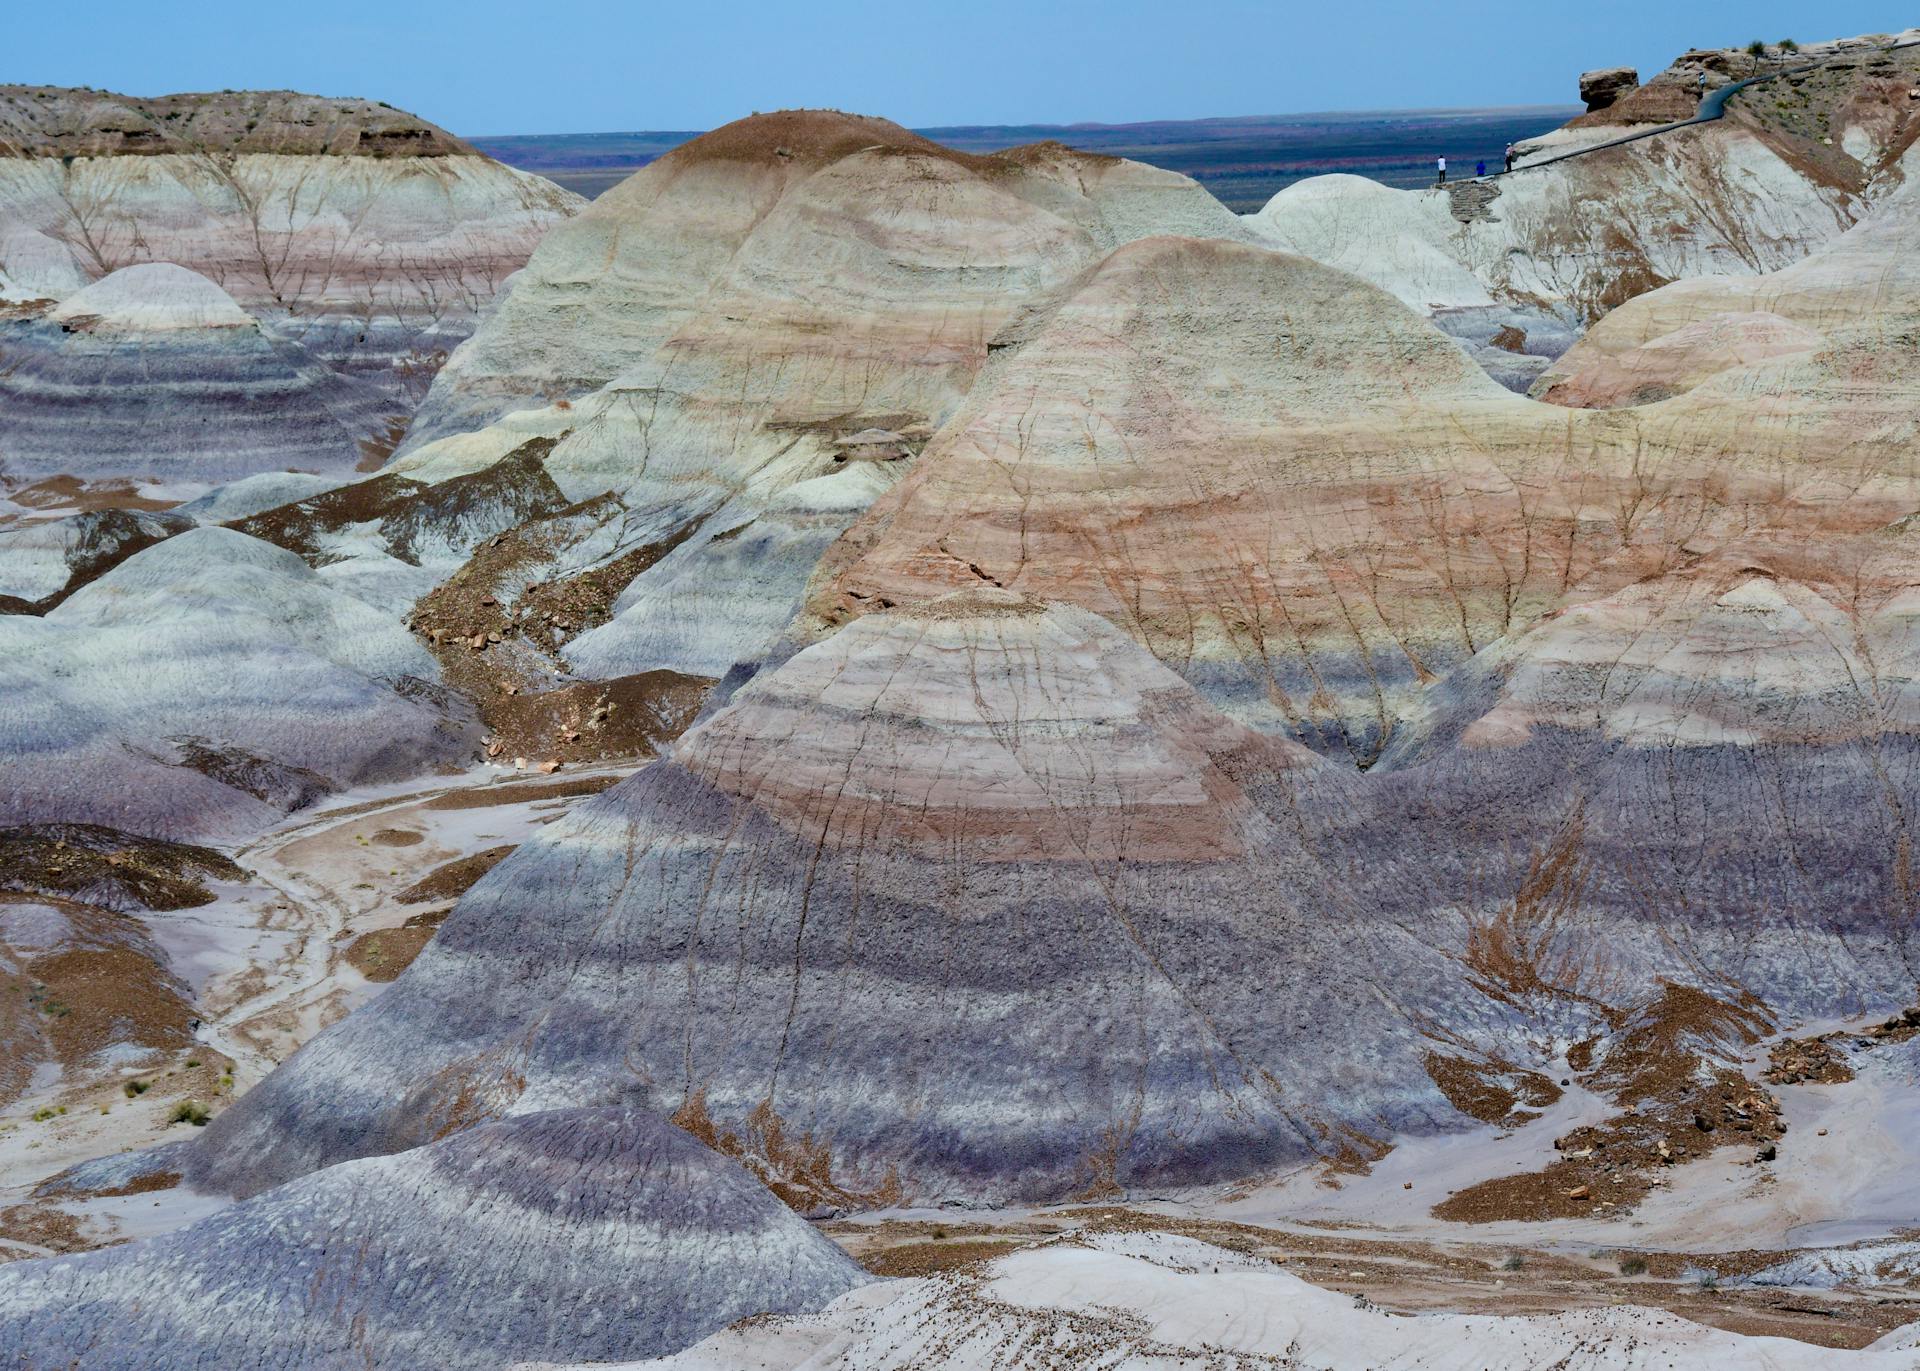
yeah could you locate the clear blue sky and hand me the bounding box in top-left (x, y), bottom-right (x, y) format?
top-left (6, 1), bottom-right (1912, 135)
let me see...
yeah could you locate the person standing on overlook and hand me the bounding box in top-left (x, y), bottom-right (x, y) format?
top-left (1475, 158), bottom-right (1486, 177)
top-left (1436, 154), bottom-right (1447, 184)
top-left (1504, 143), bottom-right (1515, 173)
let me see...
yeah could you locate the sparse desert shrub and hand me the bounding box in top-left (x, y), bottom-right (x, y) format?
top-left (169, 1099), bottom-right (211, 1127)
top-left (122, 1080), bottom-right (149, 1098)
top-left (1618, 1253), bottom-right (1649, 1276)
top-left (1779, 38), bottom-right (1799, 53)
top-left (1747, 40), bottom-right (1768, 58)
top-left (1501, 1254), bottom-right (1526, 1272)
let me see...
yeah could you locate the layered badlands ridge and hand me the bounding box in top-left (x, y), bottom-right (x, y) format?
top-left (0, 84), bottom-right (577, 446)
top-left (4, 54), bottom-right (1920, 1367)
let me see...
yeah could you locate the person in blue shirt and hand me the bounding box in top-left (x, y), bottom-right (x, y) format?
top-left (1475, 159), bottom-right (1486, 177)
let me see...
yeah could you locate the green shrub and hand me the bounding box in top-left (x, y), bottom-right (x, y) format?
top-left (1747, 39), bottom-right (1768, 57)
top-left (1779, 38), bottom-right (1799, 53)
top-left (169, 1099), bottom-right (211, 1127)
top-left (1501, 1254), bottom-right (1526, 1272)
top-left (1618, 1253), bottom-right (1648, 1276)
top-left (123, 1080), bottom-right (150, 1098)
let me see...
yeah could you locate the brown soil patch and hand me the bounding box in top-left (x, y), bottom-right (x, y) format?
top-left (862, 1238), bottom-right (1030, 1277)
top-left (173, 737), bottom-right (333, 811)
top-left (1435, 983), bottom-right (1782, 1223)
top-left (397, 845), bottom-right (516, 903)
top-left (83, 1170), bottom-right (182, 1199)
top-left (345, 908), bottom-right (450, 982)
top-left (660, 109), bottom-right (1001, 175)
top-left (1, 475), bottom-right (179, 516)
top-left (28, 942), bottom-right (196, 1066)
top-left (1425, 1051), bottom-right (1561, 1127)
top-left (0, 824), bottom-right (243, 911)
top-left (0, 1204), bottom-right (95, 1256)
top-left (403, 478), bottom-right (717, 764)
top-left (424, 774), bottom-right (622, 810)
top-left (368, 828), bottom-right (424, 847)
top-left (474, 672), bottom-right (713, 768)
top-left (1489, 325), bottom-right (1529, 352)
top-left (671, 1089), bottom-right (904, 1214)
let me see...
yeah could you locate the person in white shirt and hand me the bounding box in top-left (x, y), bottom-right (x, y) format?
top-left (1436, 155), bottom-right (1447, 184)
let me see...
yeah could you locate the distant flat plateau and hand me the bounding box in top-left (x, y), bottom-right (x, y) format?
top-left (472, 105), bottom-right (1580, 209)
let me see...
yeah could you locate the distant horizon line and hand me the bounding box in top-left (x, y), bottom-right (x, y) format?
top-left (467, 102), bottom-right (1584, 142)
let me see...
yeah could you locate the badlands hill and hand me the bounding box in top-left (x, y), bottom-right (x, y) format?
top-left (7, 30), bottom-right (1920, 1370)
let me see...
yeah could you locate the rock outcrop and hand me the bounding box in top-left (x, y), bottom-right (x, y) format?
top-left (0, 1108), bottom-right (869, 1370)
top-left (1579, 66), bottom-right (1640, 112)
top-left (0, 263), bottom-right (397, 480)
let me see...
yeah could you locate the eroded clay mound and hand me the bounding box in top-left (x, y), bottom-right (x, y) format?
top-left (0, 1107), bottom-right (869, 1371)
top-left (404, 108), bottom-right (1252, 449)
top-left (1533, 146), bottom-right (1920, 404)
top-left (0, 526), bottom-right (471, 840)
top-left (185, 590), bottom-right (1475, 1204)
top-left (360, 112), bottom-right (1254, 691)
top-left (0, 264), bottom-right (397, 480)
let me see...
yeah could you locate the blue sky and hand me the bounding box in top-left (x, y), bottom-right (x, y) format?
top-left (6, 1), bottom-right (1912, 135)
